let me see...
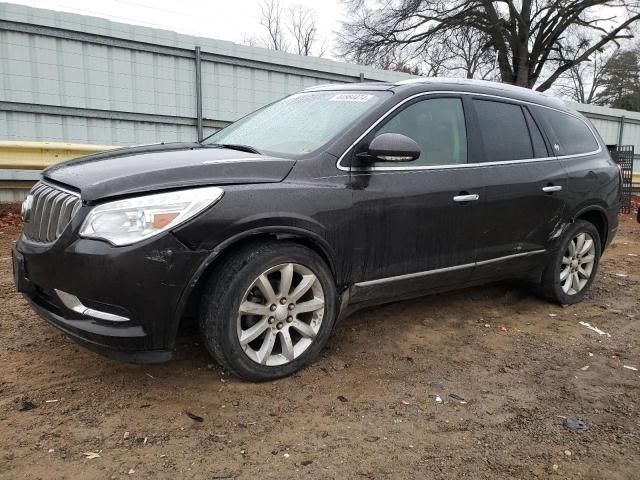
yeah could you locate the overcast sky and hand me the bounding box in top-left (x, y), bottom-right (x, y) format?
top-left (8, 0), bottom-right (346, 56)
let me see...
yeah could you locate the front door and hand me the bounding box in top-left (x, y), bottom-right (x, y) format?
top-left (346, 95), bottom-right (485, 304)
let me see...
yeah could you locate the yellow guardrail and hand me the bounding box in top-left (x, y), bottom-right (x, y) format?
top-left (0, 141), bottom-right (116, 170)
top-left (0, 141), bottom-right (638, 193)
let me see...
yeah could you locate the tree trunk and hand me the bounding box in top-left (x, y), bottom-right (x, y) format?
top-left (497, 51), bottom-right (515, 84)
top-left (515, 41), bottom-right (531, 87)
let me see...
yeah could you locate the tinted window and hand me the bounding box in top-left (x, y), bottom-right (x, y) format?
top-left (523, 108), bottom-right (548, 158)
top-left (540, 109), bottom-right (599, 155)
top-left (374, 98), bottom-right (467, 166)
top-left (474, 100), bottom-right (532, 161)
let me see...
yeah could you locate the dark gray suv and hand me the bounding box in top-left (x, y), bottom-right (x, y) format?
top-left (13, 78), bottom-right (621, 380)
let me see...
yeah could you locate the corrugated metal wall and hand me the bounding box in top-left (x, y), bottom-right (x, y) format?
top-left (0, 3), bottom-right (638, 203)
top-left (0, 111), bottom-right (198, 146)
top-left (569, 102), bottom-right (640, 175)
top-left (0, 2), bottom-right (412, 147)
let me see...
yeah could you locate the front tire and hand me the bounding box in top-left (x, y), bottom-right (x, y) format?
top-left (199, 241), bottom-right (337, 381)
top-left (537, 219), bottom-right (601, 305)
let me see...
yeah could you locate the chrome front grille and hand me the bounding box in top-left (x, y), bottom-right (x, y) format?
top-left (23, 182), bottom-right (81, 243)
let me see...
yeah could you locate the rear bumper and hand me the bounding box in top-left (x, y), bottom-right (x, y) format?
top-left (13, 231), bottom-right (208, 363)
top-left (604, 204), bottom-right (620, 250)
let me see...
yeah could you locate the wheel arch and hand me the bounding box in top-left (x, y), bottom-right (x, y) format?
top-left (171, 226), bottom-right (339, 342)
top-left (572, 205), bottom-right (609, 250)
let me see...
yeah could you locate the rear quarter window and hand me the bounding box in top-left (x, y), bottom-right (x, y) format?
top-left (539, 109), bottom-right (599, 155)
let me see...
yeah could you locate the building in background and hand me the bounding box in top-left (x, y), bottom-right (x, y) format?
top-left (0, 2), bottom-right (637, 201)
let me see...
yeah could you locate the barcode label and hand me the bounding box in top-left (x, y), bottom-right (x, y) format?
top-left (330, 93), bottom-right (374, 102)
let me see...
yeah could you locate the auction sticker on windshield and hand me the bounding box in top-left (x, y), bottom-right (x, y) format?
top-left (330, 93), bottom-right (374, 102)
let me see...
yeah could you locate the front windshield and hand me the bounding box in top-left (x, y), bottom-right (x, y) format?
top-left (203, 91), bottom-right (391, 157)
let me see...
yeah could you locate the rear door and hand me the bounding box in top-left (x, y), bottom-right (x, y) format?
top-left (469, 97), bottom-right (569, 278)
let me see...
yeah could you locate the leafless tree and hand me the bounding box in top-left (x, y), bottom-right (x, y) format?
top-left (242, 33), bottom-right (261, 48)
top-left (245, 1), bottom-right (325, 57)
top-left (418, 40), bottom-right (454, 76)
top-left (259, 0), bottom-right (288, 51)
top-left (556, 44), bottom-right (617, 104)
top-left (338, 0), bottom-right (640, 91)
top-left (338, 28), bottom-right (493, 77)
top-left (360, 44), bottom-right (421, 73)
top-left (443, 28), bottom-right (497, 80)
top-left (288, 5), bottom-right (321, 56)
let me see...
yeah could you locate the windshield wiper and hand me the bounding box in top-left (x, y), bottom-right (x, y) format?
top-left (207, 143), bottom-right (261, 154)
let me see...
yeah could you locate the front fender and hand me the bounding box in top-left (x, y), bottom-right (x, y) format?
top-left (186, 224), bottom-right (337, 282)
top-left (169, 223), bottom-right (340, 345)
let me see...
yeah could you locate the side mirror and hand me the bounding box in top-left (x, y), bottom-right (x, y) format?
top-left (365, 133), bottom-right (421, 162)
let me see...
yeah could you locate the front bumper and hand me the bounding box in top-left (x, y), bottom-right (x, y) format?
top-left (13, 231), bottom-right (208, 363)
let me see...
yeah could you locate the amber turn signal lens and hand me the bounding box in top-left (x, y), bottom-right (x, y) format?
top-left (153, 212), bottom-right (179, 229)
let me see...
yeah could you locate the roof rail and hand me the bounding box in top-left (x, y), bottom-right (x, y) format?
top-left (395, 77), bottom-right (552, 96)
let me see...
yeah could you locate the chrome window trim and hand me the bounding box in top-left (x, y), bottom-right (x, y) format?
top-left (336, 90), bottom-right (602, 172)
top-left (354, 250), bottom-right (546, 288)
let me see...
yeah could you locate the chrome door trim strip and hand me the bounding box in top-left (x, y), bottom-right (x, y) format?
top-left (336, 90), bottom-right (602, 172)
top-left (475, 249), bottom-right (546, 267)
top-left (354, 249), bottom-right (546, 288)
top-left (354, 261), bottom-right (476, 288)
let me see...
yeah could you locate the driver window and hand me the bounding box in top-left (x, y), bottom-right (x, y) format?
top-left (374, 98), bottom-right (467, 167)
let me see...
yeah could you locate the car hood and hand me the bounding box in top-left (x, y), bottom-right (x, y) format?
top-left (43, 143), bottom-right (296, 202)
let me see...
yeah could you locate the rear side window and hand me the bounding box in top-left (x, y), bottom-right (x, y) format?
top-left (474, 100), bottom-right (533, 162)
top-left (539, 109), bottom-right (599, 155)
top-left (374, 98), bottom-right (467, 167)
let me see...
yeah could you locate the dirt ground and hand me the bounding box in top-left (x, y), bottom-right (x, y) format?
top-left (0, 203), bottom-right (639, 480)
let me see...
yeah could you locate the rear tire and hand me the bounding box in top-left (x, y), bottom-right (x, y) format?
top-left (199, 241), bottom-right (337, 381)
top-left (537, 219), bottom-right (601, 305)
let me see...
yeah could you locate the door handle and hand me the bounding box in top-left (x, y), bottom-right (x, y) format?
top-left (542, 185), bottom-right (563, 193)
top-left (453, 193), bottom-right (479, 202)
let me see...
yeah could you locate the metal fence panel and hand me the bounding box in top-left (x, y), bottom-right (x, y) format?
top-left (1, 30), bottom-right (197, 118)
top-left (586, 117), bottom-right (621, 145)
top-left (1, 2), bottom-right (640, 203)
top-left (609, 145), bottom-right (635, 214)
top-left (0, 2), bottom-right (413, 148)
top-left (0, 111), bottom-right (197, 145)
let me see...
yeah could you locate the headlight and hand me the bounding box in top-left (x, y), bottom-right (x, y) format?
top-left (79, 186), bottom-right (224, 246)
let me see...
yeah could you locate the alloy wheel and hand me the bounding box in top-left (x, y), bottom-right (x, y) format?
top-left (236, 263), bottom-right (325, 366)
top-left (560, 232), bottom-right (596, 295)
